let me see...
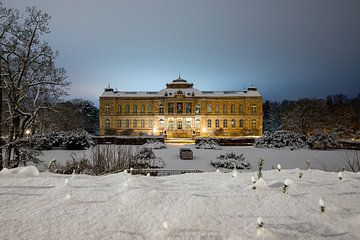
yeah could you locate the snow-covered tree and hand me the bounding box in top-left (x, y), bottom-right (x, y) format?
top-left (0, 3), bottom-right (69, 168)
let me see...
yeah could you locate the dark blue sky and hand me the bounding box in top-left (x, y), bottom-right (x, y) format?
top-left (4, 0), bottom-right (360, 104)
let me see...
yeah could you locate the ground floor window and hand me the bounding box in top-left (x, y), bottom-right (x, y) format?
top-left (141, 119), bottom-right (145, 128)
top-left (125, 119), bottom-right (130, 128)
top-left (231, 119), bottom-right (236, 128)
top-left (117, 119), bottom-right (121, 128)
top-left (223, 119), bottom-right (227, 128)
top-left (177, 120), bottom-right (182, 129)
top-left (207, 119), bottom-right (212, 128)
top-left (251, 119), bottom-right (257, 129)
top-left (105, 119), bottom-right (110, 129)
top-left (239, 119), bottom-right (244, 128)
top-left (215, 119), bottom-right (220, 127)
top-left (133, 119), bottom-right (137, 128)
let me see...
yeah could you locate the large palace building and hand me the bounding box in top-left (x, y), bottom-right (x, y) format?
top-left (99, 77), bottom-right (262, 138)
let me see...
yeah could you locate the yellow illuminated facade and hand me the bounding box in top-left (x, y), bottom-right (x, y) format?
top-left (99, 77), bottom-right (262, 138)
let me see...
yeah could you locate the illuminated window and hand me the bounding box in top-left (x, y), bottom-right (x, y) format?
top-left (168, 120), bottom-right (174, 130)
top-left (251, 119), bottom-right (257, 129)
top-left (196, 105), bottom-right (201, 114)
top-left (195, 119), bottom-right (200, 128)
top-left (231, 119), bottom-right (236, 128)
top-left (159, 119), bottom-right (164, 127)
top-left (223, 119), bottom-right (228, 128)
top-left (105, 119), bottom-right (110, 129)
top-left (176, 102), bottom-right (183, 113)
top-left (186, 103), bottom-right (192, 114)
top-left (239, 119), bottom-right (244, 128)
top-left (168, 103), bottom-right (174, 114)
top-left (207, 119), bottom-right (212, 128)
top-left (251, 104), bottom-right (257, 114)
top-left (105, 105), bottom-right (110, 114)
top-left (215, 119), bottom-right (220, 127)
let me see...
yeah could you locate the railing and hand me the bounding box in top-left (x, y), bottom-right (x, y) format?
top-left (121, 169), bottom-right (202, 176)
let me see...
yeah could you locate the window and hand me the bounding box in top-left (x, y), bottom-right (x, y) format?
top-left (251, 104), bottom-right (257, 114)
top-left (231, 104), bottom-right (236, 114)
top-left (215, 104), bottom-right (220, 113)
top-left (159, 103), bottom-right (164, 114)
top-left (186, 119), bottom-right (192, 129)
top-left (196, 105), bottom-right (201, 114)
top-left (105, 105), bottom-right (110, 114)
top-left (177, 102), bottom-right (183, 113)
top-left (117, 105), bottom-right (122, 114)
top-left (125, 104), bottom-right (130, 114)
top-left (141, 119), bottom-right (145, 128)
top-left (239, 119), bottom-right (244, 128)
top-left (207, 119), bottom-right (212, 128)
top-left (133, 105), bottom-right (138, 114)
top-left (215, 119), bottom-right (220, 127)
top-left (251, 119), bottom-right (257, 129)
top-left (223, 104), bottom-right (227, 114)
top-left (159, 119), bottom-right (164, 127)
top-left (223, 119), bottom-right (228, 128)
top-left (133, 119), bottom-right (137, 128)
top-left (195, 119), bottom-right (200, 128)
top-left (125, 119), bottom-right (130, 128)
top-left (207, 104), bottom-right (212, 113)
top-left (239, 104), bottom-right (244, 113)
top-left (105, 119), bottom-right (110, 129)
top-left (117, 119), bottom-right (121, 128)
top-left (147, 105), bottom-right (153, 113)
top-left (186, 103), bottom-right (192, 114)
top-left (168, 120), bottom-right (174, 130)
top-left (168, 103), bottom-right (174, 114)
top-left (177, 120), bottom-right (182, 129)
top-left (231, 119), bottom-right (236, 128)
top-left (141, 104), bottom-right (145, 114)
top-left (148, 119), bottom-right (153, 128)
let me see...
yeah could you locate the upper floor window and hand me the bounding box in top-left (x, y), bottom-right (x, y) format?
top-left (168, 103), bottom-right (174, 114)
top-left (133, 119), bottom-right (137, 128)
top-left (186, 103), bottom-right (192, 114)
top-left (148, 119), bottom-right (153, 128)
top-left (177, 102), bottom-right (183, 113)
top-left (125, 104), bottom-right (130, 114)
top-left (215, 104), bottom-right (220, 113)
top-left (223, 104), bottom-right (227, 114)
top-left (239, 104), bottom-right (244, 113)
top-left (117, 119), bottom-right (121, 128)
top-left (141, 119), bottom-right (145, 128)
top-left (105, 105), bottom-right (110, 114)
top-left (231, 119), bottom-right (236, 128)
top-left (159, 103), bottom-right (164, 114)
top-left (125, 119), bottom-right (130, 128)
top-left (231, 104), bottom-right (236, 114)
top-left (251, 104), bottom-right (257, 114)
top-left (117, 105), bottom-right (122, 114)
top-left (215, 119), bottom-right (220, 128)
top-left (133, 104), bottom-right (138, 114)
top-left (207, 119), bottom-right (212, 128)
top-left (196, 105), bottom-right (201, 114)
top-left (207, 104), bottom-right (212, 113)
top-left (223, 119), bottom-right (228, 128)
top-left (141, 104), bottom-right (145, 113)
top-left (147, 104), bottom-right (153, 113)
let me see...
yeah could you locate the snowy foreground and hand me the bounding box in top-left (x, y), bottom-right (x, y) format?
top-left (1, 167), bottom-right (360, 240)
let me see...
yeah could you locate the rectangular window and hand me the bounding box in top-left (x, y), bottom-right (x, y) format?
top-left (239, 104), bottom-right (244, 113)
top-left (133, 119), bottom-right (137, 128)
top-left (159, 104), bottom-right (164, 114)
top-left (223, 105), bottom-right (227, 114)
top-left (147, 105), bottom-right (153, 113)
top-left (105, 105), bottom-right (110, 114)
top-left (215, 105), bottom-right (220, 113)
top-left (207, 104), bottom-right (212, 113)
top-left (195, 119), bottom-right (200, 128)
top-left (141, 119), bottom-right (145, 128)
top-left (177, 102), bottom-right (183, 113)
top-left (186, 103), bottom-right (192, 114)
top-left (231, 105), bottom-right (236, 114)
top-left (223, 119), bottom-right (228, 128)
top-left (251, 104), bottom-right (257, 114)
top-left (133, 105), bottom-right (138, 114)
top-left (168, 103), bottom-right (174, 114)
top-left (117, 105), bottom-right (122, 114)
top-left (231, 119), bottom-right (236, 128)
top-left (196, 105), bottom-right (201, 114)
top-left (207, 119), bottom-right (212, 128)
top-left (117, 119), bottom-right (121, 128)
top-left (125, 119), bottom-right (130, 128)
top-left (239, 119), bottom-right (244, 128)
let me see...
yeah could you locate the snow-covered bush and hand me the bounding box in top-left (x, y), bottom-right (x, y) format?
top-left (196, 139), bottom-right (222, 150)
top-left (143, 139), bottom-right (166, 149)
top-left (211, 152), bottom-right (250, 169)
top-left (308, 132), bottom-right (339, 150)
top-left (134, 147), bottom-right (165, 168)
top-left (33, 136), bottom-right (53, 150)
top-left (255, 131), bottom-right (309, 150)
top-left (63, 129), bottom-right (92, 150)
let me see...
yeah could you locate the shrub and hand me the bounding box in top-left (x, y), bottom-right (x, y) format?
top-left (211, 152), bottom-right (250, 169)
top-left (196, 139), bottom-right (222, 150)
top-left (308, 132), bottom-right (339, 150)
top-left (255, 131), bottom-right (308, 150)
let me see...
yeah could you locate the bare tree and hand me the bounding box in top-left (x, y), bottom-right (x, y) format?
top-left (0, 2), bottom-right (69, 168)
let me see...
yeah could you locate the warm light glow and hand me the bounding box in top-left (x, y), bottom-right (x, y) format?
top-left (202, 128), bottom-right (207, 133)
top-left (152, 127), bottom-right (157, 133)
top-left (25, 129), bottom-right (31, 135)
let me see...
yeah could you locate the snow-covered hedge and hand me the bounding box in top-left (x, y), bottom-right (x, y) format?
top-left (308, 132), bottom-right (339, 150)
top-left (255, 131), bottom-right (309, 150)
top-left (143, 139), bottom-right (167, 149)
top-left (134, 147), bottom-right (165, 168)
top-left (195, 139), bottom-right (222, 150)
top-left (211, 152), bottom-right (250, 169)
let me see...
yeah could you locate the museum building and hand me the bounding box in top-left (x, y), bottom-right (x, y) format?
top-left (99, 77), bottom-right (262, 138)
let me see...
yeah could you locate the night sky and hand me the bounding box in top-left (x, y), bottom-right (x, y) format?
top-left (4, 0), bottom-right (360, 105)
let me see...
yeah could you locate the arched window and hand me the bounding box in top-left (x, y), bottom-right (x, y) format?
top-left (223, 104), bottom-right (227, 114)
top-left (231, 119), bottom-right (236, 128)
top-left (251, 119), bottom-right (257, 129)
top-left (133, 104), bottom-right (138, 114)
top-left (251, 104), bottom-right (257, 114)
top-left (105, 105), bottom-right (110, 114)
top-left (105, 119), bottom-right (110, 129)
top-left (159, 118), bottom-right (164, 127)
top-left (159, 103), bottom-right (164, 114)
top-left (125, 119), bottom-right (130, 128)
top-left (215, 119), bottom-right (220, 127)
top-left (125, 104), bottom-right (130, 114)
top-left (231, 104), bottom-right (236, 114)
top-left (223, 119), bottom-right (228, 128)
top-left (133, 119), bottom-right (137, 128)
top-left (117, 105), bottom-right (122, 114)
top-left (117, 119), bottom-right (121, 128)
top-left (207, 104), bottom-right (212, 113)
top-left (147, 104), bottom-right (153, 113)
top-left (215, 104), bottom-right (220, 113)
top-left (141, 119), bottom-right (145, 128)
top-left (195, 119), bottom-right (200, 128)
top-left (239, 104), bottom-right (244, 113)
top-left (207, 119), bottom-right (212, 128)
top-left (239, 119), bottom-right (244, 128)
top-left (141, 104), bottom-right (145, 113)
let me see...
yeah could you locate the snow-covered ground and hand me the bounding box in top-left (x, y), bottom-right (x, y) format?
top-left (39, 144), bottom-right (357, 172)
top-left (0, 167), bottom-right (360, 239)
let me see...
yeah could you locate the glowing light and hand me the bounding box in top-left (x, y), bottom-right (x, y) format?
top-left (153, 127), bottom-right (157, 133)
top-left (202, 128), bottom-right (207, 133)
top-left (25, 129), bottom-right (31, 135)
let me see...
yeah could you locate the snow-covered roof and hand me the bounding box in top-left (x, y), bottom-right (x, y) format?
top-left (100, 78), bottom-right (261, 98)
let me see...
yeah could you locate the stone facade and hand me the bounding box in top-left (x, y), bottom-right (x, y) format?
top-left (99, 77), bottom-right (262, 138)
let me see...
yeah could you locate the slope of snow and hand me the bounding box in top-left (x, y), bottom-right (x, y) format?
top-left (0, 167), bottom-right (359, 239)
